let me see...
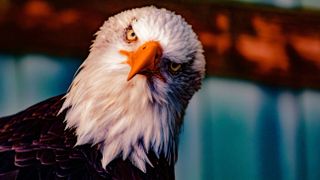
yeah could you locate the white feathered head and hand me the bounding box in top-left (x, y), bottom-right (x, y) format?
top-left (60, 6), bottom-right (205, 172)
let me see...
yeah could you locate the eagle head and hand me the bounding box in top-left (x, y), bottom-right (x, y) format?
top-left (60, 6), bottom-right (205, 172)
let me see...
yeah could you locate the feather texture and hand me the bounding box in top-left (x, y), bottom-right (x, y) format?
top-left (60, 6), bottom-right (205, 172)
top-left (0, 95), bottom-right (174, 179)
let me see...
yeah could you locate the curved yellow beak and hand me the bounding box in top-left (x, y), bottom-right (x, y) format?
top-left (120, 41), bottom-right (162, 81)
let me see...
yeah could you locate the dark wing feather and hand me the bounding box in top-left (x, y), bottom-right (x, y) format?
top-left (0, 95), bottom-right (175, 180)
top-left (0, 95), bottom-right (108, 180)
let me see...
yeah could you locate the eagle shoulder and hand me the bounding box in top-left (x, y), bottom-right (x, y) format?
top-left (0, 95), bottom-right (175, 180)
top-left (0, 95), bottom-right (109, 179)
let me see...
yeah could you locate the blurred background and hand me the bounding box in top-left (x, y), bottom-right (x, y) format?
top-left (1, 0), bottom-right (320, 180)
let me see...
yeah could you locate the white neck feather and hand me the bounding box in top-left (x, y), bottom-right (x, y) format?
top-left (60, 55), bottom-right (176, 172)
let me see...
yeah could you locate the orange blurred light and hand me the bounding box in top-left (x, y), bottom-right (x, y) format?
top-left (290, 34), bottom-right (320, 66)
top-left (199, 32), bottom-right (231, 55)
top-left (24, 0), bottom-right (52, 17)
top-left (236, 16), bottom-right (289, 73)
top-left (59, 10), bottom-right (79, 25)
top-left (199, 13), bottom-right (231, 55)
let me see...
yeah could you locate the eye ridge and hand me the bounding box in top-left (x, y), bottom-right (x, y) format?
top-left (125, 26), bottom-right (138, 43)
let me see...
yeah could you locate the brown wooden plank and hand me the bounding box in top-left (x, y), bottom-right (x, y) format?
top-left (0, 1), bottom-right (320, 89)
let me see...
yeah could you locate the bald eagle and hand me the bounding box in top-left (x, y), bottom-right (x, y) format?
top-left (0, 6), bottom-right (205, 179)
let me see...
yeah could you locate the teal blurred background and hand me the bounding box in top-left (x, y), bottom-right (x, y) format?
top-left (1, 0), bottom-right (320, 180)
top-left (178, 79), bottom-right (320, 180)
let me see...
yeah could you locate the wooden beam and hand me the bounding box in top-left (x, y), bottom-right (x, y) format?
top-left (0, 1), bottom-right (320, 89)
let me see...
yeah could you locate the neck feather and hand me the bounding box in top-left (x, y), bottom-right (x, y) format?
top-left (60, 67), bottom-right (179, 172)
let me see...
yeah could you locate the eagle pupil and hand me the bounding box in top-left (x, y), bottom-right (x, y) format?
top-left (171, 63), bottom-right (179, 69)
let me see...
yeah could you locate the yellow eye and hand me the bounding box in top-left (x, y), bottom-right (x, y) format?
top-left (169, 62), bottom-right (182, 74)
top-left (125, 28), bottom-right (138, 42)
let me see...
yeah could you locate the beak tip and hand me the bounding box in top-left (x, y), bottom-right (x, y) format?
top-left (127, 72), bottom-right (135, 81)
